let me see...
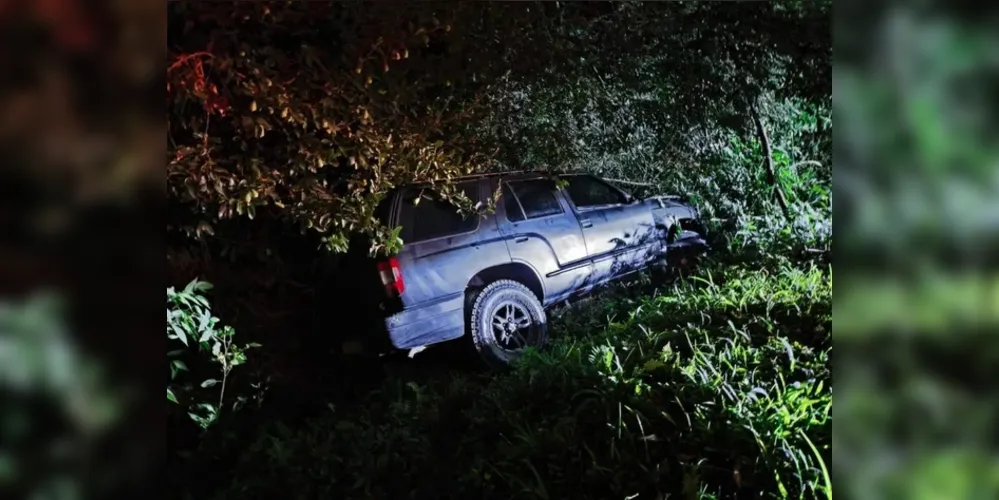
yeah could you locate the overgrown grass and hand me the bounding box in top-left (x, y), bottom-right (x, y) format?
top-left (196, 261), bottom-right (831, 500)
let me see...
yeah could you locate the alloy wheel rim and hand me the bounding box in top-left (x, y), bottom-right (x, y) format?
top-left (490, 300), bottom-right (534, 351)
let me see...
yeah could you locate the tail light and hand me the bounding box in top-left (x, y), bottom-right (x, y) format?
top-left (377, 257), bottom-right (405, 297)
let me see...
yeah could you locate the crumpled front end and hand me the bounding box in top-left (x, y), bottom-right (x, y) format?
top-left (645, 195), bottom-right (710, 262)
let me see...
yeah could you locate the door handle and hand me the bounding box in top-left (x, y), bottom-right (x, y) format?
top-left (514, 236), bottom-right (529, 243)
top-left (580, 219), bottom-right (592, 228)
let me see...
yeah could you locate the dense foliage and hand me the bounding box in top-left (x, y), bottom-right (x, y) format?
top-left (175, 264), bottom-right (831, 499)
top-left (167, 1), bottom-right (829, 255)
top-left (167, 279), bottom-right (259, 429)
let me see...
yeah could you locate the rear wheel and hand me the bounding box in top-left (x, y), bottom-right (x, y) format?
top-left (469, 279), bottom-right (547, 367)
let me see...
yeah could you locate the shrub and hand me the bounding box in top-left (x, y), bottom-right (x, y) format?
top-left (195, 264), bottom-right (831, 499)
top-left (167, 279), bottom-right (259, 430)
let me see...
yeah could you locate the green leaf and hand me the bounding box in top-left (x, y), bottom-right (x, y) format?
top-left (167, 387), bottom-right (179, 404)
top-left (201, 379), bottom-right (219, 388)
top-left (172, 325), bottom-right (188, 346)
top-left (199, 326), bottom-right (214, 343)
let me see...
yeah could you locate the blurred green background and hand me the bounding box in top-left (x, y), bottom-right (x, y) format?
top-left (836, 1), bottom-right (999, 498)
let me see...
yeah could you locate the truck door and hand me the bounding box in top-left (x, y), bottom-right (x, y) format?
top-left (497, 177), bottom-right (593, 305)
top-left (561, 174), bottom-right (658, 283)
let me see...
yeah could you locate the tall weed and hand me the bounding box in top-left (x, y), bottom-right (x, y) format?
top-left (203, 264), bottom-right (832, 499)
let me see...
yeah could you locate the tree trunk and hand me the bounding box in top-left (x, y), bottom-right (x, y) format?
top-left (749, 102), bottom-right (790, 216)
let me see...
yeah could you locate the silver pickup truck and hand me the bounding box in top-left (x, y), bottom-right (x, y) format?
top-left (355, 172), bottom-right (708, 366)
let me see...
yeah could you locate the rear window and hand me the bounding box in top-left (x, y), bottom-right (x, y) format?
top-left (374, 191), bottom-right (397, 225)
top-left (398, 181), bottom-right (480, 243)
top-left (506, 179), bottom-right (563, 220)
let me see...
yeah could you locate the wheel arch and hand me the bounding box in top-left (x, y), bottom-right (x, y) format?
top-left (465, 262), bottom-right (545, 302)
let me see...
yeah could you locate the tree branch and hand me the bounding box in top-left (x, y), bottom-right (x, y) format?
top-left (168, 51), bottom-right (215, 73)
top-left (789, 160), bottom-right (823, 170)
top-left (749, 101), bottom-right (789, 216)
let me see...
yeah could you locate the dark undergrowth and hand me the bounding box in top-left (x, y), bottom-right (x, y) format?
top-left (169, 257), bottom-right (831, 500)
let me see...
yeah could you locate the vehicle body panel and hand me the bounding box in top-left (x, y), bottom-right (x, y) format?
top-left (646, 195), bottom-right (709, 254)
top-left (494, 177), bottom-right (593, 306)
top-left (382, 178), bottom-right (513, 349)
top-left (559, 175), bottom-right (665, 284)
top-left (571, 203), bottom-right (661, 284)
top-left (361, 172), bottom-right (708, 351)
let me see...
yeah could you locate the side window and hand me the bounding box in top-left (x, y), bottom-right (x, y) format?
top-left (564, 175), bottom-right (627, 208)
top-left (507, 180), bottom-right (563, 219)
top-left (400, 181), bottom-right (480, 243)
top-left (502, 184), bottom-right (525, 222)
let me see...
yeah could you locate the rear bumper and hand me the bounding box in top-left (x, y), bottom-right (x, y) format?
top-left (383, 292), bottom-right (465, 350)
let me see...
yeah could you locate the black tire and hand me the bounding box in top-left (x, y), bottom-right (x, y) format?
top-left (469, 279), bottom-right (548, 367)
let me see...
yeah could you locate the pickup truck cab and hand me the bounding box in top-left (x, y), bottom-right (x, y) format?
top-left (357, 172), bottom-right (707, 365)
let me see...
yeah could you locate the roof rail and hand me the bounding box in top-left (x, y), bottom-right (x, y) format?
top-left (457, 170), bottom-right (588, 179)
top-left (454, 170), bottom-right (529, 180)
top-left (406, 170), bottom-right (563, 186)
